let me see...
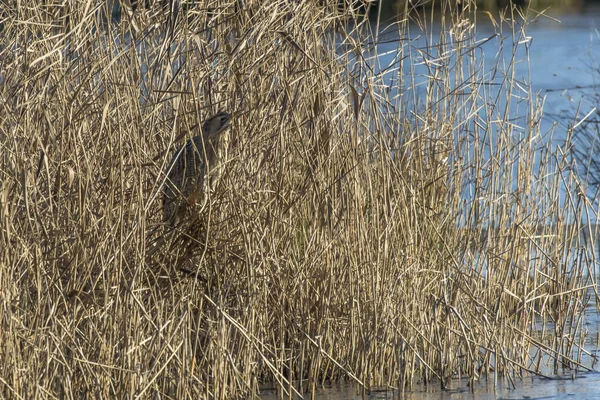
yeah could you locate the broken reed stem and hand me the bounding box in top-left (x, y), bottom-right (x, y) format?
top-left (0, 0), bottom-right (597, 398)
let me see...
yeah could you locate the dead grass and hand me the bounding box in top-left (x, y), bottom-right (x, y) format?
top-left (0, 0), bottom-right (597, 398)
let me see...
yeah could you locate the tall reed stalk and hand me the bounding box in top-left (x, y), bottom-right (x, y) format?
top-left (0, 1), bottom-right (597, 398)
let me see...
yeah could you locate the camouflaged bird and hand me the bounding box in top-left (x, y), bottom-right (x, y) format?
top-left (162, 111), bottom-right (232, 224)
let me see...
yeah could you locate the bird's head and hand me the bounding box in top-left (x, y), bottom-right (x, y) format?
top-left (202, 111), bottom-right (232, 140)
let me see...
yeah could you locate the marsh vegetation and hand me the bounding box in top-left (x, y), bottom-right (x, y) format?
top-left (0, 0), bottom-right (598, 398)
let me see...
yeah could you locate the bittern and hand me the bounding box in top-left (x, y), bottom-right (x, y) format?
top-left (162, 111), bottom-right (232, 224)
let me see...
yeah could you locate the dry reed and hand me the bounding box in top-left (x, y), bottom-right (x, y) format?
top-left (0, 0), bottom-right (597, 398)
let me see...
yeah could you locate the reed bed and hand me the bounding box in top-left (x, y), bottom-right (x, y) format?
top-left (0, 0), bottom-right (597, 398)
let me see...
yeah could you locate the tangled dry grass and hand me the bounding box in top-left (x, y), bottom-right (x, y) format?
top-left (0, 0), bottom-right (598, 398)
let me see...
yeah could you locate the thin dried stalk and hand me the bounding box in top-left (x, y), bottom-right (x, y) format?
top-left (0, 1), bottom-right (596, 398)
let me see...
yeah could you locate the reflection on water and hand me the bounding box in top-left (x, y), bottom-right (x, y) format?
top-left (260, 372), bottom-right (600, 399)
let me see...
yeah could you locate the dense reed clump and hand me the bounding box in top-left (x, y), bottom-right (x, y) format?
top-left (0, 0), bottom-right (597, 398)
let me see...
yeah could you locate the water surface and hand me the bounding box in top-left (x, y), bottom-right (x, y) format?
top-left (260, 6), bottom-right (600, 399)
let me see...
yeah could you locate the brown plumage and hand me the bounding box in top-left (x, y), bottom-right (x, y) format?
top-left (162, 111), bottom-right (232, 224)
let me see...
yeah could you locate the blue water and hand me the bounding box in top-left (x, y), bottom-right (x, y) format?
top-left (260, 372), bottom-right (600, 399)
top-left (369, 4), bottom-right (600, 143)
top-left (261, 5), bottom-right (600, 399)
